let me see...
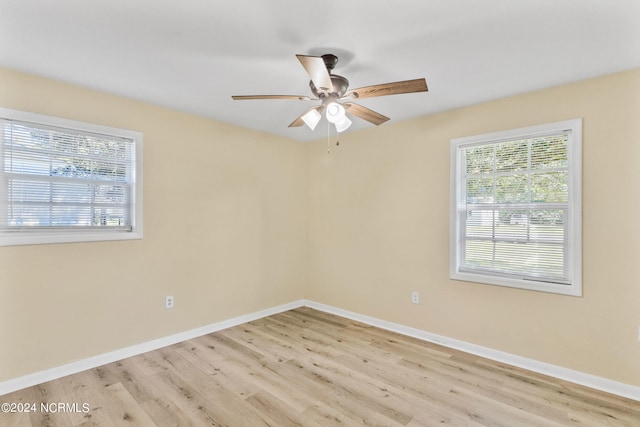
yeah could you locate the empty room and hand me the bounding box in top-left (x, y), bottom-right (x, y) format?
top-left (1, 1), bottom-right (640, 426)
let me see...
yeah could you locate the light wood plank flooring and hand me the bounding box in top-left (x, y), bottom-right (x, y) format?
top-left (2, 307), bottom-right (639, 426)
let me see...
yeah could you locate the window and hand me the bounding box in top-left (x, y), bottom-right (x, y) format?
top-left (450, 119), bottom-right (581, 296)
top-left (0, 107), bottom-right (142, 246)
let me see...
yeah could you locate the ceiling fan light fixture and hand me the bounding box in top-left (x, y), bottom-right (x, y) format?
top-left (301, 108), bottom-right (322, 130)
top-left (325, 102), bottom-right (346, 124)
top-left (334, 116), bottom-right (352, 133)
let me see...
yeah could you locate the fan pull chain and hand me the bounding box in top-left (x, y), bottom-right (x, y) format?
top-left (326, 122), bottom-right (341, 153)
top-left (327, 120), bottom-right (331, 153)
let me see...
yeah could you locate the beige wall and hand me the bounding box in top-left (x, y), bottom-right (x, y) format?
top-left (0, 68), bottom-right (307, 381)
top-left (306, 68), bottom-right (640, 386)
top-left (2, 66), bottom-right (639, 389)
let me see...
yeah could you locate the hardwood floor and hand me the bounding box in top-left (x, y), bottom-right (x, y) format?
top-left (2, 307), bottom-right (639, 426)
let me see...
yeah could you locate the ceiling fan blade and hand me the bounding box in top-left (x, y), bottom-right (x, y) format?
top-left (344, 103), bottom-right (390, 126)
top-left (344, 78), bottom-right (428, 99)
top-left (232, 95), bottom-right (314, 101)
top-left (296, 54), bottom-right (334, 93)
top-left (288, 115), bottom-right (306, 128)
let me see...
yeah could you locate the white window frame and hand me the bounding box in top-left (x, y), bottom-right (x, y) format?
top-left (0, 107), bottom-right (143, 246)
top-left (450, 119), bottom-right (582, 296)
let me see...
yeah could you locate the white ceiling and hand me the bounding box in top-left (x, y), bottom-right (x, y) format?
top-left (1, 0), bottom-right (639, 142)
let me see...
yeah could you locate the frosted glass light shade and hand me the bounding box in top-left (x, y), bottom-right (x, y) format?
top-left (335, 116), bottom-right (352, 133)
top-left (325, 102), bottom-right (346, 124)
top-left (301, 108), bottom-right (322, 130)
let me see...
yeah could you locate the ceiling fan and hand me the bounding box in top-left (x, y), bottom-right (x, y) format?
top-left (232, 54), bottom-right (428, 133)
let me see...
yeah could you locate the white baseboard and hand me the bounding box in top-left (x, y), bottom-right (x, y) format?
top-left (0, 300), bottom-right (305, 396)
top-left (2, 298), bottom-right (639, 402)
top-left (303, 299), bottom-right (640, 402)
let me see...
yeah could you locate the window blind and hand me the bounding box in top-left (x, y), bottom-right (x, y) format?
top-left (0, 118), bottom-right (134, 232)
top-left (459, 131), bottom-right (571, 284)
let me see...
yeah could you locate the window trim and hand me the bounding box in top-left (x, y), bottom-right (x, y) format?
top-left (449, 119), bottom-right (582, 296)
top-left (0, 107), bottom-right (143, 246)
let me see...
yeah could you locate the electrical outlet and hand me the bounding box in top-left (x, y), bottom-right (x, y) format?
top-left (411, 292), bottom-right (420, 304)
top-left (165, 295), bottom-right (174, 309)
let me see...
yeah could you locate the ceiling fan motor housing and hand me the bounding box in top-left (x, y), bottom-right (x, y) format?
top-left (307, 53), bottom-right (349, 98)
top-left (310, 74), bottom-right (349, 98)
